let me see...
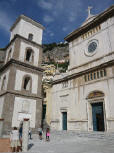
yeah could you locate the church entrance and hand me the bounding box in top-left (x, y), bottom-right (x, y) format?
top-left (87, 91), bottom-right (105, 131)
top-left (62, 112), bottom-right (67, 130)
top-left (92, 102), bottom-right (104, 131)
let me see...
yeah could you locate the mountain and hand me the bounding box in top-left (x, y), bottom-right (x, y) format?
top-left (42, 42), bottom-right (69, 72)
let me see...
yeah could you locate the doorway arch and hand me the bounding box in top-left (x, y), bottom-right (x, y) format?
top-left (87, 91), bottom-right (106, 131)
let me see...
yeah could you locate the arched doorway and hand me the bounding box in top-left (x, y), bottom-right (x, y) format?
top-left (87, 91), bottom-right (105, 131)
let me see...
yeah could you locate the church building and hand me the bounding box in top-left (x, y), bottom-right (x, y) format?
top-left (0, 15), bottom-right (44, 134)
top-left (48, 5), bottom-right (114, 131)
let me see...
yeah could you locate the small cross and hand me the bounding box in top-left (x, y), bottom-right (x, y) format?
top-left (87, 6), bottom-right (93, 17)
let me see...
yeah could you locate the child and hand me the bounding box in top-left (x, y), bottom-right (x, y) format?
top-left (38, 127), bottom-right (43, 140)
top-left (29, 128), bottom-right (32, 139)
top-left (46, 128), bottom-right (50, 141)
top-left (10, 127), bottom-right (21, 152)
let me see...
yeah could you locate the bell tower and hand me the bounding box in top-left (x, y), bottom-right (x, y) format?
top-left (0, 15), bottom-right (45, 134)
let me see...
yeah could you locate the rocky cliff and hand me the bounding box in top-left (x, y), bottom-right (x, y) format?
top-left (42, 43), bottom-right (69, 72)
top-left (42, 43), bottom-right (69, 63)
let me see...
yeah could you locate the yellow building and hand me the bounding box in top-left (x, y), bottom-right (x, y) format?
top-left (42, 83), bottom-right (52, 127)
top-left (42, 64), bottom-right (56, 75)
top-left (42, 64), bottom-right (56, 128)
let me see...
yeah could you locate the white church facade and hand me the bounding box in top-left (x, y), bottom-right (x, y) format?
top-left (0, 15), bottom-right (44, 134)
top-left (49, 5), bottom-right (114, 131)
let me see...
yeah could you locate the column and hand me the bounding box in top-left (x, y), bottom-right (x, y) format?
top-left (22, 118), bottom-right (30, 152)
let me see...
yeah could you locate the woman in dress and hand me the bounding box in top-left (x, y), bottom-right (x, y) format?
top-left (10, 127), bottom-right (21, 152)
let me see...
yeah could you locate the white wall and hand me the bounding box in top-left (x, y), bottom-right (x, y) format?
top-left (14, 70), bottom-right (38, 94)
top-left (50, 15), bottom-right (114, 131)
top-left (10, 19), bottom-right (43, 45)
top-left (12, 97), bottom-right (36, 128)
top-left (108, 17), bottom-right (114, 51)
top-left (0, 96), bottom-right (4, 118)
top-left (19, 41), bottom-right (40, 67)
top-left (50, 74), bottom-right (114, 131)
top-left (5, 43), bottom-right (15, 64)
top-left (10, 22), bottom-right (21, 41)
top-left (69, 16), bottom-right (114, 69)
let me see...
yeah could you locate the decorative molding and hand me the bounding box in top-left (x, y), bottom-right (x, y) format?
top-left (0, 90), bottom-right (42, 99)
top-left (51, 120), bottom-right (59, 123)
top-left (64, 5), bottom-right (114, 42)
top-left (10, 15), bottom-right (45, 31)
top-left (87, 91), bottom-right (104, 99)
top-left (107, 118), bottom-right (114, 121)
top-left (85, 39), bottom-right (99, 57)
top-left (88, 97), bottom-right (104, 102)
top-left (5, 34), bottom-right (42, 51)
top-left (0, 58), bottom-right (44, 73)
top-left (69, 51), bottom-right (114, 71)
top-left (68, 120), bottom-right (88, 122)
top-left (60, 107), bottom-right (67, 112)
top-left (52, 58), bottom-right (114, 85)
top-left (60, 94), bottom-right (69, 97)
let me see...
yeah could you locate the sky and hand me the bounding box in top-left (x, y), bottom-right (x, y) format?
top-left (0, 0), bottom-right (113, 48)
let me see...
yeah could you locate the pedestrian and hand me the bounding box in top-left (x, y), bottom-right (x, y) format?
top-left (38, 127), bottom-right (43, 140)
top-left (19, 123), bottom-right (23, 147)
top-left (10, 127), bottom-right (21, 152)
top-left (46, 128), bottom-right (50, 141)
top-left (29, 128), bottom-right (32, 139)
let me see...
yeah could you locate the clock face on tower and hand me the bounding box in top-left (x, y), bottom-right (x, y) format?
top-left (85, 39), bottom-right (98, 56)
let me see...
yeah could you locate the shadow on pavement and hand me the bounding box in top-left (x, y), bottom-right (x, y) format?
top-left (28, 143), bottom-right (34, 150)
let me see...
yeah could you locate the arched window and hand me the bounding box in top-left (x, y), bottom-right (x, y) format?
top-left (87, 91), bottom-right (104, 99)
top-left (7, 49), bottom-right (12, 62)
top-left (1, 75), bottom-right (6, 90)
top-left (25, 49), bottom-right (34, 63)
top-left (28, 33), bottom-right (33, 41)
top-left (23, 76), bottom-right (32, 91)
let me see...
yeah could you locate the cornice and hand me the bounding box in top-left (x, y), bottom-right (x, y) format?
top-left (52, 59), bottom-right (114, 85)
top-left (65, 5), bottom-right (114, 42)
top-left (0, 59), bottom-right (44, 73)
top-left (5, 34), bottom-right (43, 50)
top-left (0, 90), bottom-right (42, 99)
top-left (10, 15), bottom-right (45, 31)
top-left (69, 51), bottom-right (114, 71)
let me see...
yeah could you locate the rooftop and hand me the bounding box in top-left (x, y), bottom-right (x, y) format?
top-left (65, 5), bottom-right (114, 42)
top-left (10, 14), bottom-right (45, 31)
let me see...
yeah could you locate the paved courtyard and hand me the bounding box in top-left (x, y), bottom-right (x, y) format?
top-left (0, 138), bottom-right (11, 152)
top-left (28, 131), bottom-right (114, 153)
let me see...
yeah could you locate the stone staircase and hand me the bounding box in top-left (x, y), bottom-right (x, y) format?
top-left (0, 138), bottom-right (12, 152)
top-left (30, 131), bottom-right (114, 153)
top-left (50, 130), bottom-right (114, 141)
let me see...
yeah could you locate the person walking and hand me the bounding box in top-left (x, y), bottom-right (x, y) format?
top-left (10, 127), bottom-right (21, 152)
top-left (46, 128), bottom-right (50, 141)
top-left (38, 127), bottom-right (43, 140)
top-left (19, 123), bottom-right (23, 148)
top-left (29, 128), bottom-right (32, 139)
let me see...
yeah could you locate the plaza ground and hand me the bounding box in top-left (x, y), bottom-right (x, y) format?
top-left (0, 131), bottom-right (114, 153)
top-left (0, 138), bottom-right (11, 152)
top-left (28, 131), bottom-right (114, 153)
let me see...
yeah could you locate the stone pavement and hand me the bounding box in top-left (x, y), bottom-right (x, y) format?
top-left (0, 131), bottom-right (114, 153)
top-left (0, 138), bottom-right (11, 152)
top-left (27, 131), bottom-right (114, 153)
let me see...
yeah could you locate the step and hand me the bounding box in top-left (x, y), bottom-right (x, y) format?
top-left (50, 131), bottom-right (114, 140)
